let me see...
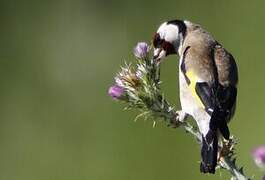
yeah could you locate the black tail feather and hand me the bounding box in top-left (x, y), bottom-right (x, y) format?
top-left (200, 107), bottom-right (230, 174)
top-left (200, 131), bottom-right (218, 174)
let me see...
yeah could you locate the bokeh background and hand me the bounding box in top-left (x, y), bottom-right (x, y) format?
top-left (0, 0), bottom-right (264, 179)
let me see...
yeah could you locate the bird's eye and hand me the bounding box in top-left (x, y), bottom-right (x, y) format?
top-left (152, 33), bottom-right (162, 48)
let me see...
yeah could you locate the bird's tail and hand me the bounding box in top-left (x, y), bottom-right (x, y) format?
top-left (200, 105), bottom-right (230, 174)
top-left (200, 130), bottom-right (218, 174)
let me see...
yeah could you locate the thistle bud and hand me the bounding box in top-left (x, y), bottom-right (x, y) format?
top-left (252, 145), bottom-right (265, 168)
top-left (133, 42), bottom-right (149, 59)
top-left (108, 85), bottom-right (124, 100)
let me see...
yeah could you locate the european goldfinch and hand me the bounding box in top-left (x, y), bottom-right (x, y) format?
top-left (152, 20), bottom-right (238, 174)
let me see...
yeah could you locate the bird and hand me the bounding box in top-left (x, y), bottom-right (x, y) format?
top-left (152, 19), bottom-right (238, 174)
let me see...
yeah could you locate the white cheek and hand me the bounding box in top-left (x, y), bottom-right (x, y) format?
top-left (165, 33), bottom-right (178, 42)
top-left (165, 25), bottom-right (179, 42)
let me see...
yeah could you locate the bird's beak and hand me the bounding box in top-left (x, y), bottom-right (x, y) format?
top-left (153, 48), bottom-right (166, 63)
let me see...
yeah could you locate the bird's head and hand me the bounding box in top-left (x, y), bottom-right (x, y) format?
top-left (152, 20), bottom-right (187, 62)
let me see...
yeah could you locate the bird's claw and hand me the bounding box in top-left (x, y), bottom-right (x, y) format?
top-left (168, 110), bottom-right (187, 128)
top-left (176, 110), bottom-right (187, 122)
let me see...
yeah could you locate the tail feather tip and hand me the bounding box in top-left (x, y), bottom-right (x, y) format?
top-left (200, 134), bottom-right (218, 174)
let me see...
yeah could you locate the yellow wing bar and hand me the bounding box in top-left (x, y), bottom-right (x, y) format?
top-left (186, 70), bottom-right (205, 109)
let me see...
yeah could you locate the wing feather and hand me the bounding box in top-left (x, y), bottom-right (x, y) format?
top-left (180, 44), bottom-right (238, 139)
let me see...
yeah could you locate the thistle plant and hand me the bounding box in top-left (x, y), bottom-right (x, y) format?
top-left (108, 42), bottom-right (251, 180)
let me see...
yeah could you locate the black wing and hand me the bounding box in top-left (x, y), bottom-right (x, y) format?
top-left (195, 82), bottom-right (237, 140)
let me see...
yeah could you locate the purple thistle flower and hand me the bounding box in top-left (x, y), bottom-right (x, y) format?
top-left (108, 85), bottom-right (124, 100)
top-left (134, 42), bottom-right (149, 59)
top-left (252, 145), bottom-right (265, 168)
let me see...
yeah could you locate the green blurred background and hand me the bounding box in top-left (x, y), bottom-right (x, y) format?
top-left (0, 0), bottom-right (264, 179)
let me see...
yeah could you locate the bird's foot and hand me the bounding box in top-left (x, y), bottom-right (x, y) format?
top-left (169, 110), bottom-right (187, 128)
top-left (176, 110), bottom-right (187, 122)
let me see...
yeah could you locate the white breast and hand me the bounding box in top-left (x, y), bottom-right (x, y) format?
top-left (179, 69), bottom-right (196, 116)
top-left (178, 62), bottom-right (211, 136)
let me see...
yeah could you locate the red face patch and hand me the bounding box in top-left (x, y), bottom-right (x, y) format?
top-left (152, 33), bottom-right (162, 48)
top-left (162, 41), bottom-right (176, 55)
top-left (152, 33), bottom-right (176, 56)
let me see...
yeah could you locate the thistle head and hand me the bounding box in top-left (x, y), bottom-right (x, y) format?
top-left (134, 42), bottom-right (149, 59)
top-left (108, 85), bottom-right (125, 100)
top-left (115, 65), bottom-right (140, 88)
top-left (252, 145), bottom-right (265, 168)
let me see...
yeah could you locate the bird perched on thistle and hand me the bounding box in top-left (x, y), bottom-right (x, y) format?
top-left (152, 20), bottom-right (238, 174)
